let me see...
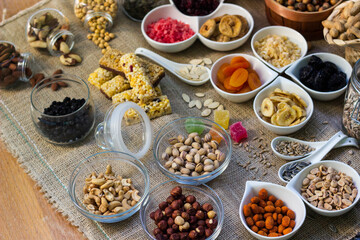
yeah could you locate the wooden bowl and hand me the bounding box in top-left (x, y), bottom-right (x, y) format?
top-left (265, 0), bottom-right (343, 40)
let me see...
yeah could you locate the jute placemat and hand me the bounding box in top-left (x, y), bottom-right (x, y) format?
top-left (0, 0), bottom-right (359, 239)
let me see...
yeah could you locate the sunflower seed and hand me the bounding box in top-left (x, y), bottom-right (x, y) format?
top-left (217, 105), bottom-right (224, 110)
top-left (208, 101), bottom-right (220, 109)
top-left (182, 93), bottom-right (190, 103)
top-left (201, 109), bottom-right (211, 117)
top-left (204, 99), bottom-right (213, 107)
top-left (189, 100), bottom-right (196, 108)
top-left (189, 59), bottom-right (203, 65)
top-left (203, 58), bottom-right (212, 65)
top-left (195, 100), bottom-right (202, 109)
top-left (195, 93), bottom-right (205, 98)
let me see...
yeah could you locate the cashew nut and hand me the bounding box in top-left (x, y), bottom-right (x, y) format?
top-left (121, 178), bottom-right (131, 187)
top-left (105, 165), bottom-right (113, 175)
top-left (100, 180), bottom-right (114, 189)
top-left (88, 194), bottom-right (101, 206)
top-left (90, 188), bottom-right (102, 196)
top-left (99, 197), bottom-right (108, 213)
top-left (113, 207), bottom-right (126, 214)
top-left (124, 190), bottom-right (133, 200)
top-left (91, 178), bottom-right (106, 186)
top-left (108, 201), bottom-right (121, 211)
top-left (122, 198), bottom-right (131, 210)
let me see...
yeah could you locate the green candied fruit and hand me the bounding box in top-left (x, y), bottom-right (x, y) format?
top-left (185, 118), bottom-right (205, 135)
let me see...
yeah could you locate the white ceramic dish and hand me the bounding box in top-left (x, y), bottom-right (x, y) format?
top-left (239, 181), bottom-right (306, 240)
top-left (141, 3), bottom-right (253, 52)
top-left (251, 26), bottom-right (308, 73)
top-left (253, 76), bottom-right (314, 135)
top-left (286, 160), bottom-right (360, 217)
top-left (210, 53), bottom-right (278, 103)
top-left (285, 52), bottom-right (352, 101)
top-left (198, 3), bottom-right (254, 51)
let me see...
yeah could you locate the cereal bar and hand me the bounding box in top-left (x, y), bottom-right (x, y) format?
top-left (100, 75), bottom-right (131, 99)
top-left (124, 95), bottom-right (172, 125)
top-left (87, 67), bottom-right (115, 89)
top-left (112, 86), bottom-right (162, 104)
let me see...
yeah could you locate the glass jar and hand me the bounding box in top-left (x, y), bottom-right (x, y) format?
top-left (342, 59), bottom-right (360, 140)
top-left (121, 0), bottom-right (168, 22)
top-left (26, 8), bottom-right (75, 56)
top-left (0, 41), bottom-right (34, 88)
top-left (30, 74), bottom-right (95, 144)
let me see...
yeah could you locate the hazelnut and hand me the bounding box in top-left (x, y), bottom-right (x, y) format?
top-left (168, 217), bottom-right (175, 226)
top-left (174, 216), bottom-right (185, 226)
top-left (172, 210), bottom-right (181, 219)
top-left (179, 232), bottom-right (188, 240)
top-left (202, 203), bottom-right (213, 212)
top-left (153, 228), bottom-right (162, 236)
top-left (186, 195), bottom-right (196, 204)
top-left (192, 202), bottom-right (201, 211)
top-left (195, 225), bottom-right (205, 236)
top-left (158, 220), bottom-right (168, 231)
top-left (205, 228), bottom-right (214, 237)
top-left (186, 207), bottom-right (196, 216)
top-left (167, 195), bottom-right (175, 204)
top-left (197, 220), bottom-right (205, 226)
top-left (172, 223), bottom-right (179, 231)
top-left (169, 233), bottom-right (180, 240)
top-left (170, 186), bottom-right (182, 197)
top-left (150, 211), bottom-right (156, 220)
top-left (171, 200), bottom-right (182, 210)
top-left (154, 209), bottom-right (163, 222)
top-left (159, 201), bottom-right (168, 210)
top-left (164, 207), bottom-right (173, 217)
top-left (195, 210), bottom-right (205, 219)
top-left (207, 210), bottom-right (217, 219)
top-left (167, 228), bottom-right (175, 235)
top-left (179, 222), bottom-right (190, 231)
top-left (181, 212), bottom-right (190, 221)
top-left (179, 194), bottom-right (186, 202)
top-left (155, 233), bottom-right (164, 240)
top-left (188, 230), bottom-right (198, 239)
top-left (189, 216), bottom-right (197, 224)
top-left (206, 218), bottom-right (218, 229)
top-left (184, 203), bottom-right (192, 211)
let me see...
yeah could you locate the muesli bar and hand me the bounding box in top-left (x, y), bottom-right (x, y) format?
top-left (100, 75), bottom-right (131, 99)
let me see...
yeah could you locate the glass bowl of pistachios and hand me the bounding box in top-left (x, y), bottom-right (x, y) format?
top-left (68, 151), bottom-right (150, 223)
top-left (153, 117), bottom-right (232, 185)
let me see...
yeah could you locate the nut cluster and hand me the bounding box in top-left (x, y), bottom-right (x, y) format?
top-left (150, 186), bottom-right (218, 240)
top-left (83, 165), bottom-right (141, 215)
top-left (301, 165), bottom-right (358, 211)
top-left (0, 43), bottom-right (32, 87)
top-left (162, 132), bottom-right (225, 177)
top-left (243, 188), bottom-right (296, 237)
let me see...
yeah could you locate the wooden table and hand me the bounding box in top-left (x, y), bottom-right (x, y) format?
top-left (0, 1), bottom-right (86, 239)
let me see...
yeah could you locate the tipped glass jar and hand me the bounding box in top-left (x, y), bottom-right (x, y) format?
top-left (26, 8), bottom-right (74, 56)
top-left (0, 41), bottom-right (35, 88)
top-left (121, 0), bottom-right (168, 22)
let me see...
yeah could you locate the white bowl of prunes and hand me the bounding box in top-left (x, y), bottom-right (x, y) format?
top-left (285, 53), bottom-right (352, 101)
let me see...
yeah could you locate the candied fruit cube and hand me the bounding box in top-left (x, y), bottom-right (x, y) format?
top-left (229, 121), bottom-right (247, 143)
top-left (214, 110), bottom-right (230, 130)
top-left (185, 118), bottom-right (204, 134)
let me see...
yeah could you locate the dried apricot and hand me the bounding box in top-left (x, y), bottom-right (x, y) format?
top-left (230, 56), bottom-right (249, 65)
top-left (246, 217), bottom-right (254, 226)
top-left (237, 83), bottom-right (251, 93)
top-left (265, 216), bottom-right (275, 230)
top-left (251, 196), bottom-right (260, 204)
top-left (217, 63), bottom-right (229, 83)
top-left (290, 220), bottom-right (296, 228)
top-left (223, 62), bottom-right (250, 76)
top-left (229, 68), bottom-right (248, 88)
top-left (243, 205), bottom-right (252, 217)
top-left (224, 76), bottom-right (242, 92)
top-left (283, 227), bottom-right (293, 235)
top-left (282, 216), bottom-right (290, 227)
top-left (275, 199), bottom-right (284, 208)
top-left (264, 205), bottom-right (275, 213)
top-left (268, 195), bottom-right (277, 202)
top-left (247, 72), bottom-right (262, 90)
top-left (258, 188), bottom-right (268, 200)
top-left (251, 225), bottom-right (259, 233)
top-left (255, 220), bottom-right (265, 228)
top-left (287, 209), bottom-right (295, 220)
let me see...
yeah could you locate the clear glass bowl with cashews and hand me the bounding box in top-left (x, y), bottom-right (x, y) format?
top-left (153, 117), bottom-right (232, 185)
top-left (68, 151), bottom-right (150, 223)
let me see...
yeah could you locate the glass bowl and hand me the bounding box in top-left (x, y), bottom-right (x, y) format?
top-left (69, 151), bottom-right (150, 223)
top-left (30, 74), bottom-right (95, 144)
top-left (140, 180), bottom-right (224, 239)
top-left (153, 117), bottom-right (232, 185)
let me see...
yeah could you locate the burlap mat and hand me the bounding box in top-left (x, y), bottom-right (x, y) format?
top-left (0, 0), bottom-right (359, 239)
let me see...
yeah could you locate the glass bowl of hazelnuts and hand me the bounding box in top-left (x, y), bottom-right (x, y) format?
top-left (140, 181), bottom-right (224, 240)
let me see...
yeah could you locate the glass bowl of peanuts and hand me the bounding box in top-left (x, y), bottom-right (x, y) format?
top-left (68, 151), bottom-right (150, 223)
top-left (239, 181), bottom-right (306, 240)
top-left (153, 117), bottom-right (232, 185)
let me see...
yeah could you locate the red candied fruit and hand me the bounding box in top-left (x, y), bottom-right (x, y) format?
top-left (146, 17), bottom-right (195, 44)
top-left (229, 121), bottom-right (248, 143)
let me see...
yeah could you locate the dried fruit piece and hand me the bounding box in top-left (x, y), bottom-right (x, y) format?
top-left (185, 118), bottom-right (205, 134)
top-left (229, 121), bottom-right (247, 142)
top-left (214, 110), bottom-right (230, 130)
top-left (229, 68), bottom-right (248, 88)
top-left (219, 15), bottom-right (242, 37)
top-left (200, 19), bottom-right (217, 38)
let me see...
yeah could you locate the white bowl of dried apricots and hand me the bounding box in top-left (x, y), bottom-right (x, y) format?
top-left (210, 54), bottom-right (278, 103)
top-left (239, 181), bottom-right (306, 240)
top-left (253, 76), bottom-right (314, 135)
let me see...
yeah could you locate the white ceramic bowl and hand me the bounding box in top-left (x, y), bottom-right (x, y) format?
top-left (285, 52), bottom-right (352, 101)
top-left (210, 54), bottom-right (278, 103)
top-left (286, 160), bottom-right (360, 217)
top-left (253, 76), bottom-right (314, 135)
top-left (141, 4), bottom-right (199, 53)
top-left (239, 181), bottom-right (306, 240)
top-left (251, 26), bottom-right (308, 73)
top-left (198, 3), bottom-right (254, 51)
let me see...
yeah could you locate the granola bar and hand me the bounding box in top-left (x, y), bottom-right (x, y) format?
top-left (100, 75), bottom-right (131, 99)
top-left (112, 86), bottom-right (162, 104)
top-left (87, 68), bottom-right (115, 89)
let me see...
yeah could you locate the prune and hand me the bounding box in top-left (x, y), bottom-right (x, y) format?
top-left (308, 55), bottom-right (324, 70)
top-left (323, 61), bottom-right (338, 75)
top-left (327, 72), bottom-right (347, 91)
top-left (299, 65), bottom-right (313, 82)
top-left (313, 68), bottom-right (330, 91)
top-left (173, 0), bottom-right (220, 16)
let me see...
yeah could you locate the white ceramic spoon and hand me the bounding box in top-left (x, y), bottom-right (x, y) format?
top-left (271, 135), bottom-right (359, 161)
top-left (135, 47), bottom-right (210, 86)
top-left (278, 131), bottom-right (349, 183)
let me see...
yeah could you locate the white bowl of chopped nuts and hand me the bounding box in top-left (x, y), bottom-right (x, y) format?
top-left (286, 160), bottom-right (360, 217)
top-left (251, 26), bottom-right (308, 73)
top-left (253, 76), bottom-right (314, 135)
top-left (210, 53), bottom-right (278, 103)
top-left (68, 151), bottom-right (150, 223)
